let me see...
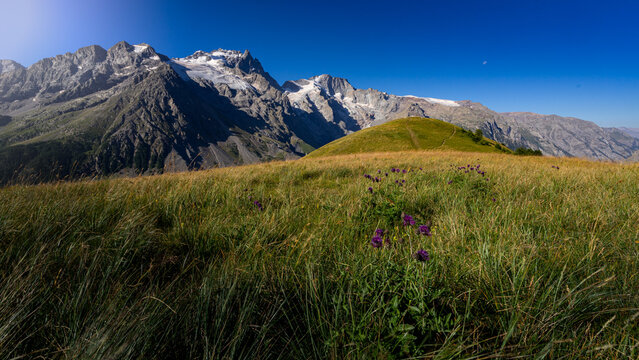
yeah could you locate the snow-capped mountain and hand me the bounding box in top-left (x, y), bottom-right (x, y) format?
top-left (0, 42), bottom-right (637, 184)
top-left (283, 74), bottom-right (639, 159)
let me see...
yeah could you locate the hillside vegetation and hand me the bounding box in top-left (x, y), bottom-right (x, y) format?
top-left (1, 150), bottom-right (638, 359)
top-left (307, 117), bottom-right (510, 158)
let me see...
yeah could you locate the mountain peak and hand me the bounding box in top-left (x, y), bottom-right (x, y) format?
top-left (176, 49), bottom-right (262, 74)
top-left (310, 74), bottom-right (355, 95)
top-left (0, 59), bottom-right (24, 74)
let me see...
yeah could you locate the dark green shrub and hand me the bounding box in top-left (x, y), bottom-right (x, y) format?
top-left (514, 147), bottom-right (543, 156)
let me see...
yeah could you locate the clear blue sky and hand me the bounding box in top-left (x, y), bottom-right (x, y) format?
top-left (1, 0), bottom-right (638, 127)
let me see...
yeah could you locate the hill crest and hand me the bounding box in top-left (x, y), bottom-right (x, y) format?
top-left (306, 117), bottom-right (509, 158)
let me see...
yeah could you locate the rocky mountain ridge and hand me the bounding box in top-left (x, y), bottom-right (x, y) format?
top-left (283, 75), bottom-right (639, 159)
top-left (616, 127), bottom-right (639, 139)
top-left (0, 42), bottom-right (637, 184)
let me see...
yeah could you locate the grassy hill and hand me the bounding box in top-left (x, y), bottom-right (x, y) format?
top-left (1, 151), bottom-right (638, 358)
top-left (307, 117), bottom-right (510, 158)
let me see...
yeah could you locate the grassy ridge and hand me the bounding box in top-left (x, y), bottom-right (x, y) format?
top-left (1, 151), bottom-right (638, 358)
top-left (307, 117), bottom-right (508, 158)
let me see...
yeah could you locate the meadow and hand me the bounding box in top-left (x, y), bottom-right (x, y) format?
top-left (306, 117), bottom-right (508, 158)
top-left (1, 150), bottom-right (638, 359)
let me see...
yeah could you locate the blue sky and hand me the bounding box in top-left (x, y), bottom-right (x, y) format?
top-left (1, 0), bottom-right (638, 127)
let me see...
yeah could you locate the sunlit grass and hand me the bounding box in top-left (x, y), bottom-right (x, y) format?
top-left (1, 150), bottom-right (638, 358)
top-left (306, 117), bottom-right (507, 158)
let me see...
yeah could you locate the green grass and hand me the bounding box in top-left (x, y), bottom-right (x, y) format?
top-left (1, 150), bottom-right (638, 359)
top-left (307, 117), bottom-right (510, 158)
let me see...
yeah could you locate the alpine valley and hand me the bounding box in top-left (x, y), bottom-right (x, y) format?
top-left (1, 41), bottom-right (637, 184)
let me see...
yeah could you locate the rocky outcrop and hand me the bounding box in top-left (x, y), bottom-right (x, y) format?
top-left (0, 60), bottom-right (24, 74)
top-left (0, 42), bottom-right (307, 184)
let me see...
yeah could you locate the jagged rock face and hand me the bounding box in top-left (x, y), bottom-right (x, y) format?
top-left (283, 75), bottom-right (639, 160)
top-left (0, 43), bottom-right (168, 116)
top-left (617, 127), bottom-right (639, 139)
top-left (501, 113), bottom-right (639, 159)
top-left (1, 42), bottom-right (637, 184)
top-left (0, 42), bottom-right (308, 184)
top-left (0, 60), bottom-right (24, 74)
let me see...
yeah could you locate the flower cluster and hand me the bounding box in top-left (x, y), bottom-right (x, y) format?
top-left (456, 164), bottom-right (486, 176)
top-left (449, 163), bottom-right (490, 182)
top-left (402, 214), bottom-right (415, 226)
top-left (369, 211), bottom-right (432, 263)
top-left (366, 167), bottom-right (407, 192)
top-left (417, 224), bottom-right (432, 236)
top-left (414, 249), bottom-right (430, 262)
top-left (362, 167), bottom-right (433, 262)
top-left (246, 191), bottom-right (264, 211)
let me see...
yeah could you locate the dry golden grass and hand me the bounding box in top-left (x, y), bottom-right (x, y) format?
top-left (1, 150), bottom-right (638, 359)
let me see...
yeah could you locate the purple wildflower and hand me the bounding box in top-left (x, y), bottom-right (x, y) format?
top-left (447, 180), bottom-right (453, 185)
top-left (417, 225), bottom-right (432, 236)
top-left (375, 228), bottom-right (385, 236)
top-left (371, 235), bottom-right (383, 248)
top-left (403, 214), bottom-right (415, 226)
top-left (413, 249), bottom-right (430, 261)
top-left (402, 169), bottom-right (407, 174)
top-left (253, 200), bottom-right (263, 211)
top-left (385, 173), bottom-right (388, 177)
top-left (492, 198), bottom-right (496, 202)
top-left (414, 249), bottom-right (430, 262)
top-left (368, 187), bottom-right (374, 193)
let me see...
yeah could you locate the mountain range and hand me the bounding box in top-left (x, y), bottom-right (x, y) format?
top-left (0, 41), bottom-right (637, 183)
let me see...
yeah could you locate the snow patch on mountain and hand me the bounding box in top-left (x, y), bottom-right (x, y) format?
top-left (169, 50), bottom-right (253, 90)
top-left (285, 79), bottom-right (317, 104)
top-left (402, 95), bottom-right (459, 107)
top-left (133, 44), bottom-right (149, 53)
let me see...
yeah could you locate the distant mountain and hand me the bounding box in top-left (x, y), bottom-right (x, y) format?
top-left (0, 42), bottom-right (331, 183)
top-left (0, 60), bottom-right (24, 74)
top-left (306, 117), bottom-right (508, 158)
top-left (617, 127), bottom-right (639, 139)
top-left (284, 75), bottom-right (639, 160)
top-left (0, 42), bottom-right (637, 184)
